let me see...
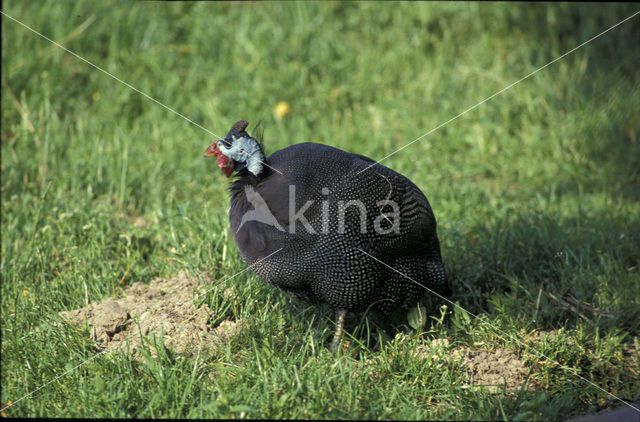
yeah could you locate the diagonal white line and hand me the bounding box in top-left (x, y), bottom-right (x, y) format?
top-left (0, 11), bottom-right (223, 139)
top-left (0, 10), bottom-right (284, 176)
top-left (357, 9), bottom-right (640, 174)
top-left (0, 247), bottom-right (283, 413)
top-left (355, 247), bottom-right (640, 414)
top-left (242, 149), bottom-right (284, 175)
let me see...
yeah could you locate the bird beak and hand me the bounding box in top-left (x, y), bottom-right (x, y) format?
top-left (204, 141), bottom-right (234, 178)
top-left (204, 141), bottom-right (221, 157)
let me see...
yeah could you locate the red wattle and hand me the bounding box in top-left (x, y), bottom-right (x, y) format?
top-left (217, 154), bottom-right (234, 178)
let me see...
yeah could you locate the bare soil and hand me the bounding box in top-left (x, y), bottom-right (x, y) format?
top-left (60, 271), bottom-right (244, 357)
top-left (455, 347), bottom-right (535, 392)
top-left (414, 338), bottom-right (537, 392)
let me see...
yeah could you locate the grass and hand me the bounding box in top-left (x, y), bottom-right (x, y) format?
top-left (2, 1), bottom-right (639, 419)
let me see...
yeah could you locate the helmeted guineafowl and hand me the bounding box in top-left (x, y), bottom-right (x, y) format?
top-left (205, 120), bottom-right (451, 351)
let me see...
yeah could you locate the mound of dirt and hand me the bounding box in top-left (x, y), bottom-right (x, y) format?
top-left (59, 271), bottom-right (244, 357)
top-left (456, 348), bottom-right (534, 392)
top-left (415, 339), bottom-right (536, 392)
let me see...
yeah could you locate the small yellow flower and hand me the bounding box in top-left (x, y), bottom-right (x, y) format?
top-left (23, 290), bottom-right (29, 300)
top-left (92, 91), bottom-right (101, 101)
top-left (1, 401), bottom-right (11, 417)
top-left (273, 101), bottom-right (291, 120)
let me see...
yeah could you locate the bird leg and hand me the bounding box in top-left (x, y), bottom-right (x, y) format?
top-left (330, 309), bottom-right (348, 353)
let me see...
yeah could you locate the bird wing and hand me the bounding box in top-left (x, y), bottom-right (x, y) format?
top-left (346, 155), bottom-right (439, 255)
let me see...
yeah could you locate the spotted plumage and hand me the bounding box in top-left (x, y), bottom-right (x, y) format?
top-left (206, 121), bottom-right (451, 351)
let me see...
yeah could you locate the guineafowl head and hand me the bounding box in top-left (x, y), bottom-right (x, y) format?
top-left (205, 120), bottom-right (266, 177)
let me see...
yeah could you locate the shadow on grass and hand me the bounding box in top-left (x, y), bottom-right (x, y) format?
top-left (447, 208), bottom-right (640, 337)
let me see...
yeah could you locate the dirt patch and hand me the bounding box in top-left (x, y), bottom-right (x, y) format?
top-left (455, 348), bottom-right (535, 392)
top-left (414, 332), bottom-right (639, 393)
top-left (60, 271), bottom-right (244, 357)
top-left (415, 339), bottom-right (536, 392)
